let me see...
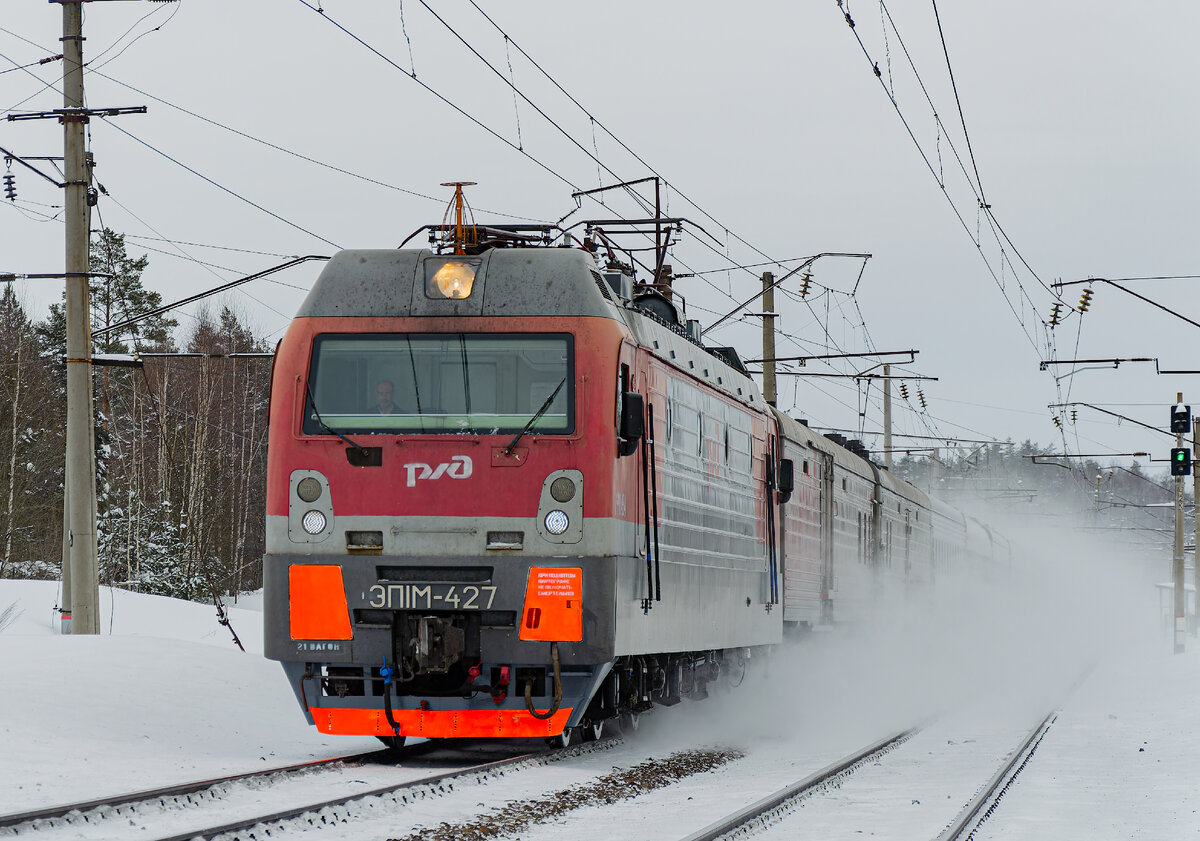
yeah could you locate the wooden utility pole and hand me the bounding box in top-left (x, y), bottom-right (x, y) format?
top-left (1174, 392), bottom-right (1186, 654)
top-left (62, 0), bottom-right (100, 634)
top-left (761, 272), bottom-right (776, 406)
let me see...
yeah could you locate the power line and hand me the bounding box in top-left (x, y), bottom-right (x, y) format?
top-left (930, 0), bottom-right (987, 209)
top-left (87, 67), bottom-right (548, 223)
top-left (463, 1), bottom-right (804, 287)
top-left (839, 2), bottom-right (1050, 356)
top-left (99, 117), bottom-right (341, 250)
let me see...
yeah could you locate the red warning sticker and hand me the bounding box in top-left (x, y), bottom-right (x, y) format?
top-left (519, 567), bottom-right (583, 642)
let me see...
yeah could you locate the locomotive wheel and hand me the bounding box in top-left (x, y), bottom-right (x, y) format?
top-left (619, 711), bottom-right (640, 733)
top-left (582, 720), bottom-right (604, 741)
top-left (546, 727), bottom-right (573, 749)
top-left (376, 735), bottom-right (407, 750)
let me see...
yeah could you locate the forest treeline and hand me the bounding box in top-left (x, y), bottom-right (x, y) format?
top-left (0, 229), bottom-right (271, 599)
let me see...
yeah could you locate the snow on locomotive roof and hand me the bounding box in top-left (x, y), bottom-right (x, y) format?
top-left (296, 248), bottom-right (622, 320)
top-left (295, 245), bottom-right (766, 409)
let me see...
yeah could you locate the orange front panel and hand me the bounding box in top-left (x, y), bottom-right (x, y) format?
top-left (289, 565), bottom-right (353, 640)
top-left (518, 567), bottom-right (583, 642)
top-left (309, 706), bottom-right (574, 738)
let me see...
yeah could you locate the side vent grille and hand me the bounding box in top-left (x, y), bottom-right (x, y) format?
top-left (591, 270), bottom-right (614, 302)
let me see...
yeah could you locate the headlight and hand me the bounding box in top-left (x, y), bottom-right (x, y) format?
top-left (302, 510), bottom-right (327, 535)
top-left (544, 510), bottom-right (569, 535)
top-left (428, 260), bottom-right (477, 299)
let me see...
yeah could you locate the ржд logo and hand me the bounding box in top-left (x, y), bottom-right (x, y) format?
top-left (403, 455), bottom-right (473, 488)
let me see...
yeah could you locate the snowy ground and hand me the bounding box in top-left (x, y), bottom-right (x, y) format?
top-left (0, 579), bottom-right (381, 815)
top-left (2, 538), bottom-right (1197, 839)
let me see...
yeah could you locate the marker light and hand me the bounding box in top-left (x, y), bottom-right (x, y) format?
top-left (302, 509), bottom-right (328, 535)
top-left (544, 510), bottom-right (569, 535)
top-left (296, 477), bottom-right (322, 503)
top-left (550, 476), bottom-right (577, 503)
top-left (429, 260), bottom-right (477, 299)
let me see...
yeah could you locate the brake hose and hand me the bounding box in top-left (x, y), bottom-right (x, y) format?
top-left (525, 641), bottom-right (562, 720)
top-left (381, 662), bottom-right (402, 736)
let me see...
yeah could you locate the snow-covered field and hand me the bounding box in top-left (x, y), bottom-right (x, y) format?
top-left (2, 534), bottom-right (1198, 839)
top-left (0, 579), bottom-right (380, 815)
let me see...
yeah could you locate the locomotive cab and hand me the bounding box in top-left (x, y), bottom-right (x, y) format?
top-left (263, 246), bottom-right (641, 741)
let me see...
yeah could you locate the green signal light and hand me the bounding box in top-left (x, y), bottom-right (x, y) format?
top-left (1177, 452), bottom-right (1187, 461)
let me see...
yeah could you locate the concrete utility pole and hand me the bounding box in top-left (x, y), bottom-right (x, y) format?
top-left (882, 364), bottom-right (892, 469)
top-left (1173, 392), bottom-right (1186, 654)
top-left (62, 0), bottom-right (100, 634)
top-left (761, 272), bottom-right (776, 407)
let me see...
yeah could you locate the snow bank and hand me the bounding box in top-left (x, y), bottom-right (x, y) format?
top-left (0, 579), bottom-right (378, 813)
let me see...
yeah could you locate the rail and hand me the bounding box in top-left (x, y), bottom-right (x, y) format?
top-left (678, 727), bottom-right (918, 841)
top-left (934, 711), bottom-right (1057, 841)
top-left (0, 748), bottom-right (391, 829)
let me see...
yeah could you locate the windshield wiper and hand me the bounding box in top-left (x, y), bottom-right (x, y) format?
top-left (305, 386), bottom-right (372, 457)
top-left (505, 377), bottom-right (567, 455)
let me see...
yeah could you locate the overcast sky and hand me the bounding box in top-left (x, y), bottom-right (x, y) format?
top-left (2, 1), bottom-right (1198, 471)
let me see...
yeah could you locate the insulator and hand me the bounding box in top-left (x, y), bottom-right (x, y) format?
top-left (2, 173), bottom-right (15, 202)
top-left (798, 273), bottom-right (812, 297)
top-left (1053, 415), bottom-right (1062, 428)
top-left (1078, 289), bottom-right (1093, 313)
top-left (899, 383), bottom-right (909, 400)
top-left (1071, 410), bottom-right (1077, 423)
top-left (1049, 302), bottom-right (1063, 327)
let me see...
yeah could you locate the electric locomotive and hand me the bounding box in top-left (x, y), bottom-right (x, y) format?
top-left (262, 201), bottom-right (1007, 746)
top-left (262, 209), bottom-right (786, 746)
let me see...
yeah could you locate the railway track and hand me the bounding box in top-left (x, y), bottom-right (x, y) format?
top-left (677, 728), bottom-right (919, 841)
top-left (0, 748), bottom-right (393, 830)
top-left (675, 708), bottom-right (1059, 841)
top-left (2, 738), bottom-right (620, 841)
top-left (934, 711), bottom-right (1057, 841)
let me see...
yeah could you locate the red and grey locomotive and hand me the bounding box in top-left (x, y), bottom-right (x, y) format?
top-left (262, 206), bottom-right (1007, 746)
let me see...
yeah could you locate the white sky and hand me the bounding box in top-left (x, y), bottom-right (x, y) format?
top-left (2, 1), bottom-right (1198, 467)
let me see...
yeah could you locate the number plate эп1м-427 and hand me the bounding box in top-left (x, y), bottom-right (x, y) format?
top-left (367, 583), bottom-right (498, 611)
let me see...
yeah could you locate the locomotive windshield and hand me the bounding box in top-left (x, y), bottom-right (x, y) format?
top-left (303, 333), bottom-right (574, 435)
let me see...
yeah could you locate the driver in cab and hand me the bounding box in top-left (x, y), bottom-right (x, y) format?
top-left (374, 379), bottom-right (397, 414)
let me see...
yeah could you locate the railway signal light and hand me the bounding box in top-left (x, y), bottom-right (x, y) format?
top-left (1078, 288), bottom-right (1094, 313)
top-left (1172, 447), bottom-right (1191, 476)
top-left (1171, 404), bottom-right (1191, 434)
top-left (2, 172), bottom-right (14, 202)
top-left (1048, 302), bottom-right (1063, 328)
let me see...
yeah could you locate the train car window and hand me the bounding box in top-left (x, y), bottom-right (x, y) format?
top-left (842, 478), bottom-right (847, 492)
top-left (803, 460), bottom-right (809, 475)
top-left (670, 402), bottom-right (700, 457)
top-left (728, 429), bottom-right (751, 473)
top-left (303, 333), bottom-right (573, 435)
